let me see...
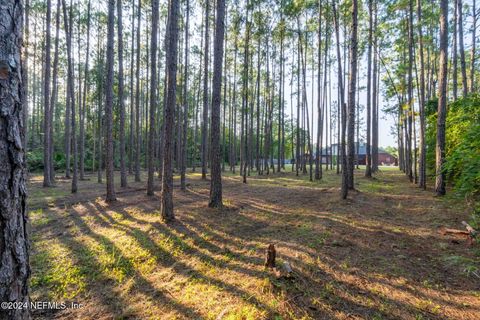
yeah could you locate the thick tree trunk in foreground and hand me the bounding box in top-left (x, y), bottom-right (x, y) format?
top-left (105, 0), bottom-right (116, 202)
top-left (161, 0), bottom-right (179, 222)
top-left (209, 0), bottom-right (225, 208)
top-left (147, 0), bottom-right (159, 196)
top-left (0, 1), bottom-right (30, 318)
top-left (436, 0), bottom-right (448, 196)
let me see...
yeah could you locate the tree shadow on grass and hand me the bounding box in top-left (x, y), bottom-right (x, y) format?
top-left (43, 205), bottom-right (205, 319)
top-left (30, 170), bottom-right (480, 319)
top-left (84, 196), bottom-right (452, 319)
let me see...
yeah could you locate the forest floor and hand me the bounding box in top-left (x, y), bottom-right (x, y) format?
top-left (28, 166), bottom-right (480, 320)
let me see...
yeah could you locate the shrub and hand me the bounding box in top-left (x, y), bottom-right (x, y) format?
top-left (426, 95), bottom-right (480, 213)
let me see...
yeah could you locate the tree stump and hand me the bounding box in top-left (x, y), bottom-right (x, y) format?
top-left (264, 244), bottom-right (276, 269)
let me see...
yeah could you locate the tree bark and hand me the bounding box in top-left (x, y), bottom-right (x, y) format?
top-left (48, 0), bottom-right (61, 185)
top-left (147, 0), bottom-right (159, 196)
top-left (79, 0), bottom-right (91, 182)
top-left (134, 0), bottom-right (141, 182)
top-left (315, 2), bottom-right (322, 181)
top-left (43, 0), bottom-right (52, 187)
top-left (161, 0), bottom-right (180, 222)
top-left (347, 0), bottom-right (358, 191)
top-left (180, 0), bottom-right (190, 191)
top-left (365, 0), bottom-right (373, 178)
top-left (470, 0), bottom-right (477, 92)
top-left (129, 2), bottom-right (135, 174)
top-left (407, 0), bottom-right (414, 183)
top-left (201, 0), bottom-right (210, 180)
top-left (371, 1), bottom-right (379, 173)
top-left (209, 0), bottom-right (225, 208)
top-left (417, 0), bottom-right (426, 189)
top-left (0, 1), bottom-right (30, 318)
top-left (105, 0), bottom-right (116, 202)
top-left (333, 2), bottom-right (347, 199)
top-left (62, 0), bottom-right (77, 193)
top-left (453, 0), bottom-right (458, 101)
top-left (436, 0), bottom-right (448, 196)
top-left (117, 0), bottom-right (127, 187)
top-left (458, 0), bottom-right (468, 96)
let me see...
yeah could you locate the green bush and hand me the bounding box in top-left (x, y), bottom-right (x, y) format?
top-left (443, 96), bottom-right (480, 200)
top-left (426, 95), bottom-right (480, 205)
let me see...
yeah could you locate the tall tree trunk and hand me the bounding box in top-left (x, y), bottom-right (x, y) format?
top-left (43, 0), bottom-right (52, 187)
top-left (209, 0), bottom-right (225, 208)
top-left (105, 0), bottom-right (116, 202)
top-left (242, 1), bottom-right (250, 184)
top-left (333, 2), bottom-right (347, 198)
top-left (470, 0), bottom-right (477, 92)
top-left (180, 0), bottom-right (190, 190)
top-left (0, 1), bottom-right (30, 318)
top-left (49, 0), bottom-right (61, 185)
top-left (347, 0), bottom-right (358, 191)
top-left (453, 0), bottom-right (458, 100)
top-left (407, 0), bottom-right (414, 182)
top-left (134, 0), bottom-right (141, 182)
top-left (79, 0), bottom-right (91, 182)
top-left (129, 2), bottom-right (135, 174)
top-left (371, 1), bottom-right (379, 173)
top-left (365, 0), bottom-right (373, 178)
top-left (255, 36), bottom-right (261, 174)
top-left (62, 0), bottom-right (77, 193)
top-left (147, 0), bottom-right (159, 196)
top-left (201, 0), bottom-right (210, 179)
top-left (278, 18), bottom-right (284, 173)
top-left (458, 0), bottom-right (468, 96)
top-left (23, 0), bottom-right (30, 150)
top-left (117, 0), bottom-right (127, 187)
top-left (315, 2), bottom-right (322, 180)
top-left (417, 0), bottom-right (427, 189)
top-left (231, 31), bottom-right (238, 173)
top-left (436, 0), bottom-right (448, 196)
top-left (161, 0), bottom-right (180, 222)
top-left (97, 41), bottom-right (104, 183)
top-left (296, 32), bottom-right (300, 177)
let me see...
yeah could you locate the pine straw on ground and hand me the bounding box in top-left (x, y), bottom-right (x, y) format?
top-left (28, 167), bottom-right (480, 320)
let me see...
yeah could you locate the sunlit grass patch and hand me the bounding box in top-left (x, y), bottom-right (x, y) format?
top-left (29, 208), bottom-right (52, 227)
top-left (27, 169), bottom-right (480, 319)
top-left (223, 304), bottom-right (268, 320)
top-left (30, 238), bottom-right (87, 300)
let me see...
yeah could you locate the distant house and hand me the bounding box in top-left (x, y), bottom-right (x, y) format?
top-left (315, 142), bottom-right (398, 166)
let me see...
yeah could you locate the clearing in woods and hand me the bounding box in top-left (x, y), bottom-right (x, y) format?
top-left (28, 167), bottom-right (480, 319)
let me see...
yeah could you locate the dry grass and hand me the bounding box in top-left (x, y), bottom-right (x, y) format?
top-left (28, 167), bottom-right (480, 319)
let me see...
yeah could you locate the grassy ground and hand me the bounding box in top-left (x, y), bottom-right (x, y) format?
top-left (28, 166), bottom-right (480, 319)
